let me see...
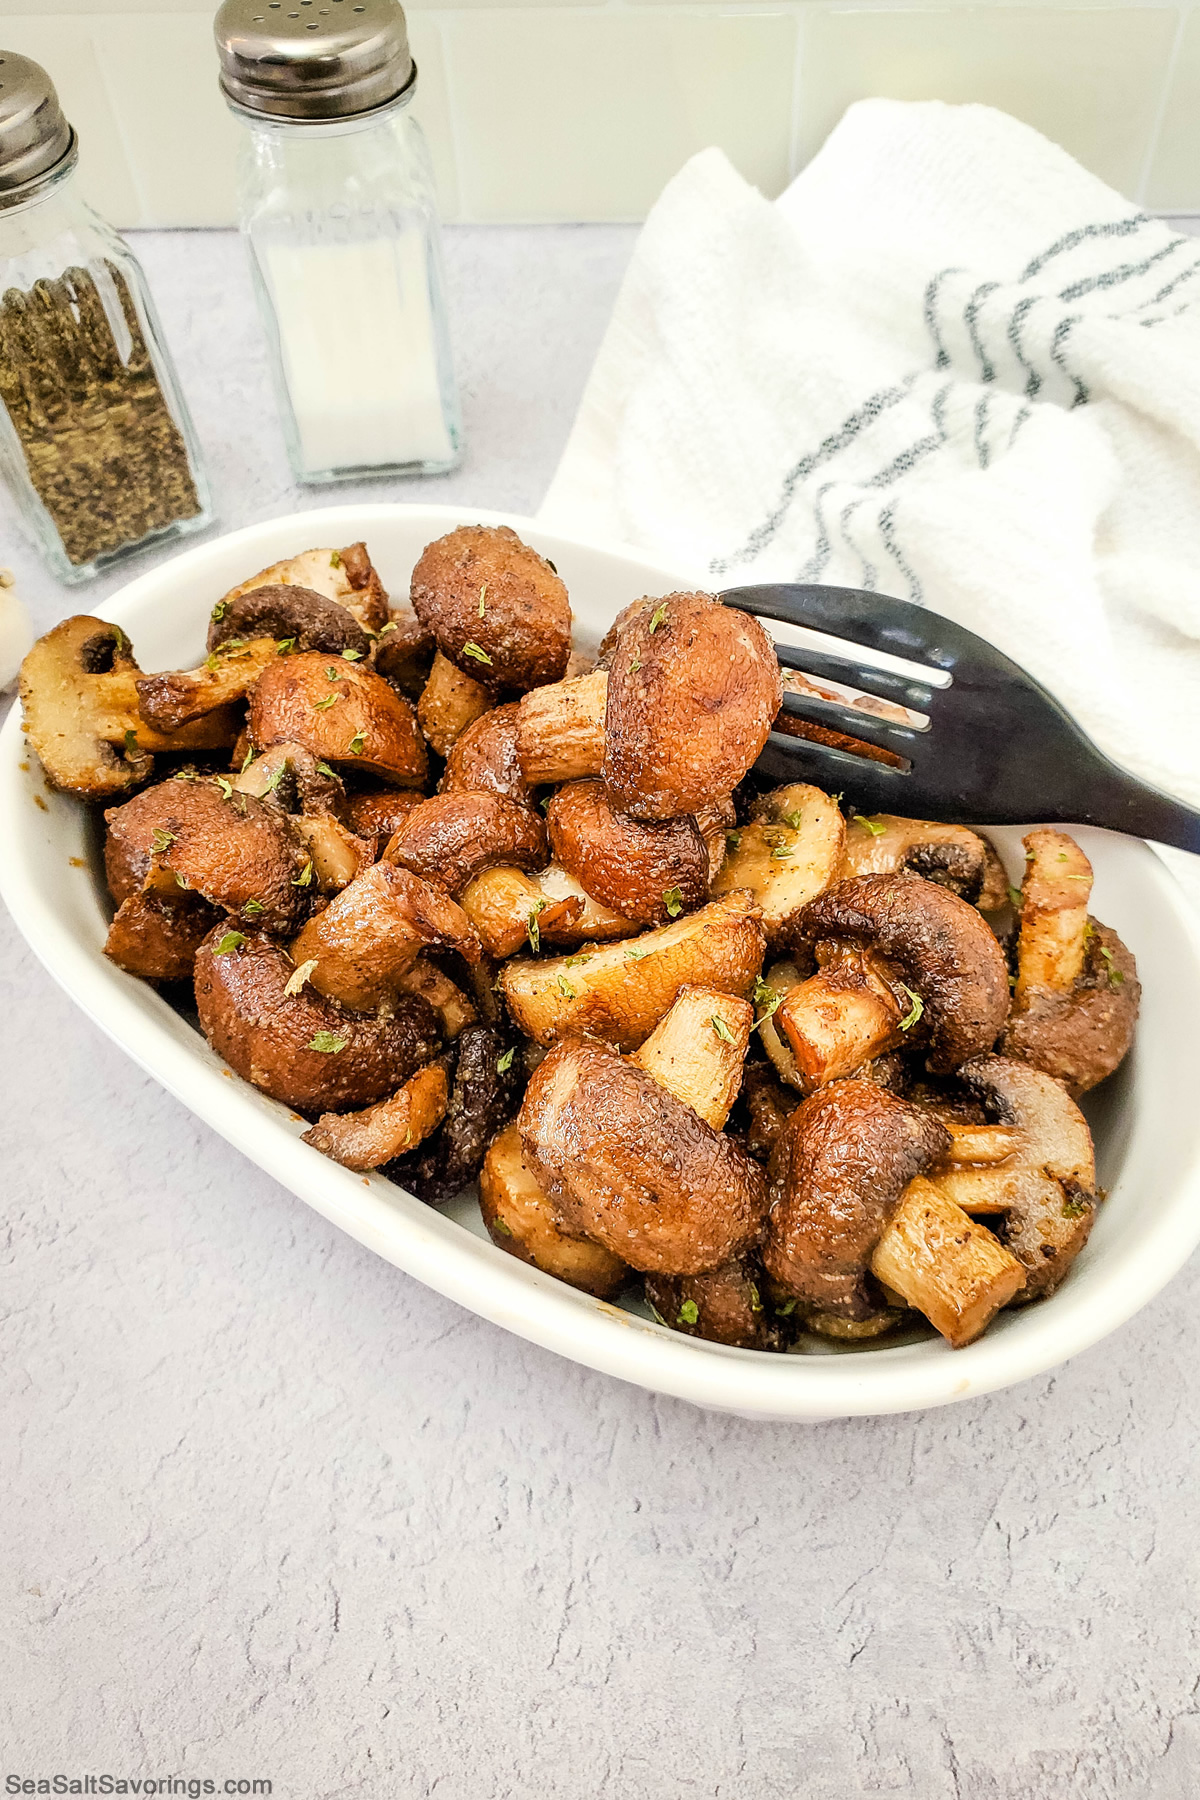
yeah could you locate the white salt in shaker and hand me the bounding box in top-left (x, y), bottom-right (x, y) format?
top-left (214, 0), bottom-right (460, 482)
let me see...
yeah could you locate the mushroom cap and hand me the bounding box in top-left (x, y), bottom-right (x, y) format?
top-left (602, 593), bottom-right (782, 821)
top-left (249, 652), bottom-right (428, 788)
top-left (1001, 918), bottom-right (1140, 1096)
top-left (288, 860), bottom-right (481, 1013)
top-left (194, 930), bottom-right (441, 1113)
top-left (519, 1038), bottom-right (769, 1275)
top-left (645, 1257), bottom-right (784, 1350)
top-left (439, 701), bottom-right (531, 807)
top-left (841, 813), bottom-right (995, 902)
top-left (342, 788), bottom-right (425, 858)
top-left (955, 1053), bottom-right (1098, 1297)
top-left (763, 1080), bottom-right (950, 1317)
top-left (795, 873), bottom-right (1010, 1073)
top-left (104, 889), bottom-right (221, 983)
top-left (383, 791), bottom-right (548, 896)
top-left (384, 1023), bottom-right (523, 1204)
top-left (104, 774), bottom-right (313, 932)
top-left (410, 524), bottom-right (572, 696)
top-left (546, 779), bottom-right (709, 927)
top-left (207, 583), bottom-right (372, 658)
top-left (219, 542), bottom-right (388, 633)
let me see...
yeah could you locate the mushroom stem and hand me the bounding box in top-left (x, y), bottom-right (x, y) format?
top-left (459, 866), bottom-right (585, 959)
top-left (869, 1176), bottom-right (1025, 1348)
top-left (631, 985), bottom-right (754, 1130)
top-left (135, 639), bottom-right (280, 731)
top-left (417, 649), bottom-right (490, 756)
top-left (92, 670), bottom-right (241, 750)
top-left (940, 1121), bottom-right (1022, 1167)
top-left (302, 1064), bottom-right (449, 1171)
top-left (516, 669), bottom-right (608, 784)
top-left (776, 954), bottom-right (905, 1088)
top-left (1015, 830), bottom-right (1093, 999)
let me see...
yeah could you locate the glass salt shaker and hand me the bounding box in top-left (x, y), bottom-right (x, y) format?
top-left (214, 0), bottom-right (461, 483)
top-left (0, 52), bottom-right (212, 583)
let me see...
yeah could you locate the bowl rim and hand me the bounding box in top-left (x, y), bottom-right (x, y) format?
top-left (4, 498), bottom-right (1200, 1422)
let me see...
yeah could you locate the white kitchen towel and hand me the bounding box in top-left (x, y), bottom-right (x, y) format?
top-left (540, 100), bottom-right (1200, 853)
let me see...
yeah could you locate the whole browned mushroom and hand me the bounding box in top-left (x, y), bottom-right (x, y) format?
top-left (929, 1053), bottom-right (1099, 1299)
top-left (439, 701), bottom-right (533, 808)
top-left (778, 873), bottom-right (1010, 1087)
top-left (520, 1037), bottom-right (768, 1275)
top-left (644, 1260), bottom-right (784, 1351)
top-left (20, 616), bottom-right (240, 801)
top-left (104, 773), bottom-right (313, 933)
top-left (287, 860), bottom-right (480, 1012)
top-left (1000, 830), bottom-right (1140, 1096)
top-left (410, 524), bottom-right (572, 696)
top-left (342, 788), bottom-right (425, 858)
top-left (383, 791), bottom-right (548, 896)
top-left (249, 652), bottom-right (428, 788)
top-left (603, 592), bottom-right (781, 821)
top-left (545, 779), bottom-right (709, 927)
top-left (194, 930), bottom-right (441, 1113)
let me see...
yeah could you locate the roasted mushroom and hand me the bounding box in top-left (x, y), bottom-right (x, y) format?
top-left (930, 1053), bottom-right (1100, 1299)
top-left (515, 668), bottom-right (608, 785)
top-left (287, 861), bottom-right (480, 1012)
top-left (19, 616), bottom-right (240, 801)
top-left (778, 873), bottom-right (1010, 1086)
top-left (416, 650), bottom-right (491, 757)
top-left (383, 792), bottom-right (548, 896)
top-left (602, 593), bottom-right (782, 821)
top-left (840, 812), bottom-right (1001, 905)
top-left (645, 1259), bottom-right (784, 1351)
top-left (439, 701), bottom-right (532, 808)
top-left (194, 931), bottom-right (440, 1113)
top-left (384, 1022), bottom-right (522, 1204)
top-left (208, 583), bottom-right (372, 660)
top-left (520, 1037), bottom-right (768, 1275)
top-left (545, 779), bottom-right (709, 927)
top-left (104, 773), bottom-right (313, 933)
top-left (499, 890), bottom-right (765, 1051)
top-left (104, 889), bottom-right (221, 983)
top-left (480, 1122), bottom-right (629, 1300)
top-left (342, 788), bottom-right (425, 858)
top-left (1000, 830), bottom-right (1140, 1096)
top-left (410, 524), bottom-right (572, 697)
top-left (217, 541), bottom-right (388, 633)
top-left (302, 1063), bottom-right (449, 1171)
top-left (249, 652), bottom-right (428, 788)
top-left (712, 783), bottom-right (845, 946)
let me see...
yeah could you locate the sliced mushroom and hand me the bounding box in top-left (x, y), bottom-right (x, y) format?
top-left (208, 583), bottom-right (372, 660)
top-left (645, 1260), bottom-right (784, 1351)
top-left (694, 797), bottom-right (738, 885)
top-left (459, 866), bottom-right (587, 959)
top-left (302, 1063), bottom-right (449, 1171)
top-left (417, 649), bottom-right (491, 757)
top-left (603, 593), bottom-right (782, 821)
top-left (1000, 831), bottom-right (1140, 1095)
top-left (869, 1177), bottom-right (1027, 1348)
top-left (840, 812), bottom-right (996, 903)
top-left (410, 523), bottom-right (572, 696)
top-left (135, 637), bottom-right (283, 732)
top-left (480, 1121), bottom-right (629, 1300)
top-left (104, 774), bottom-right (313, 932)
top-left (439, 701), bottom-right (532, 808)
top-left (249, 652), bottom-right (428, 788)
top-left (787, 873), bottom-right (1010, 1079)
top-left (499, 891), bottom-right (765, 1051)
top-left (520, 1038), bottom-right (768, 1275)
top-left (931, 1054), bottom-right (1099, 1299)
top-left (546, 780), bottom-right (709, 927)
top-left (384, 1022), bottom-right (523, 1204)
top-left (20, 616), bottom-right (240, 801)
top-left (216, 541), bottom-right (388, 634)
top-left (515, 669), bottom-right (608, 785)
top-left (712, 783), bottom-right (845, 946)
top-left (394, 956), bottom-right (478, 1040)
top-left (104, 889), bottom-right (221, 983)
top-left (194, 931), bottom-right (441, 1113)
top-left (287, 861), bottom-right (480, 1012)
top-left (232, 740), bottom-right (345, 816)
top-left (383, 792), bottom-right (548, 896)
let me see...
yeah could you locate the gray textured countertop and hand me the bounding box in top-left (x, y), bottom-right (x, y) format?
top-left (5, 228), bottom-right (1200, 1800)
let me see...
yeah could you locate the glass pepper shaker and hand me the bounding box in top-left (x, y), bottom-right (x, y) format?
top-left (0, 52), bottom-right (212, 584)
top-left (214, 0), bottom-right (461, 484)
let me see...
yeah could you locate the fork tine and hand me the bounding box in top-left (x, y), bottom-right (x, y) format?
top-left (778, 690), bottom-right (921, 758)
top-left (772, 642), bottom-right (934, 712)
top-left (722, 582), bottom-right (953, 672)
top-left (755, 730), bottom-right (915, 803)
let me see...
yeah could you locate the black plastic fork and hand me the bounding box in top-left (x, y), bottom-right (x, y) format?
top-left (721, 582), bottom-right (1200, 851)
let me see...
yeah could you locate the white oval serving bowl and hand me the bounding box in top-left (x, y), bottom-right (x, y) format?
top-left (4, 501), bottom-right (1200, 1421)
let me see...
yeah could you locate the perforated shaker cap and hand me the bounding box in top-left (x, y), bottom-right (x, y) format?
top-left (214, 0), bottom-right (416, 121)
top-left (0, 52), bottom-right (77, 205)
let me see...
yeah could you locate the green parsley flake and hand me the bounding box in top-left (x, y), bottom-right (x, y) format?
top-left (526, 898), bottom-right (548, 952)
top-left (214, 775), bottom-right (233, 800)
top-left (346, 733), bottom-right (365, 756)
top-left (150, 828), bottom-right (175, 855)
top-left (776, 1297), bottom-right (797, 1318)
top-left (314, 693), bottom-right (340, 710)
top-left (1007, 884), bottom-right (1023, 910)
top-left (496, 1048), bottom-right (515, 1074)
top-left (752, 977), bottom-right (782, 1031)
top-left (210, 600), bottom-right (227, 622)
top-left (478, 583), bottom-right (487, 619)
top-left (898, 983), bottom-right (924, 1032)
top-left (462, 641), bottom-right (493, 666)
top-left (770, 844), bottom-right (793, 860)
top-left (623, 946), bottom-right (651, 961)
top-left (308, 1031), bottom-right (347, 1054)
top-left (341, 648), bottom-right (363, 662)
top-left (243, 899), bottom-right (264, 918)
top-left (241, 746), bottom-right (255, 773)
top-left (1061, 1194), bottom-right (1091, 1219)
top-left (378, 620), bottom-right (397, 635)
top-left (123, 728), bottom-right (139, 756)
top-left (292, 860), bottom-right (314, 888)
top-left (557, 974), bottom-right (577, 1000)
top-left (316, 762), bottom-right (336, 778)
top-left (1057, 852), bottom-right (1068, 861)
top-left (663, 886), bottom-right (683, 918)
top-left (1099, 945), bottom-right (1125, 988)
top-left (677, 1300), bottom-right (699, 1326)
top-left (285, 958), bottom-right (318, 996)
top-left (565, 955), bottom-right (592, 968)
top-left (852, 814), bottom-right (886, 836)
top-left (710, 1014), bottom-right (735, 1044)
top-left (648, 604), bottom-right (668, 634)
top-left (205, 652), bottom-right (219, 673)
top-left (214, 931), bottom-right (246, 956)
top-left (275, 637), bottom-right (297, 655)
top-left (329, 550), bottom-right (342, 568)
top-left (725, 830), bottom-right (741, 852)
top-left (630, 658), bottom-right (642, 673)
top-left (263, 763), bottom-right (286, 795)
top-left (783, 810), bottom-right (805, 829)
top-left (492, 1216), bottom-right (513, 1237)
top-left (326, 666), bottom-right (343, 682)
top-left (173, 768), bottom-right (199, 783)
top-left (748, 1283), bottom-right (763, 1313)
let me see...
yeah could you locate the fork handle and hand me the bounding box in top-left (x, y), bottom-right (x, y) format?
top-left (1072, 757), bottom-right (1200, 855)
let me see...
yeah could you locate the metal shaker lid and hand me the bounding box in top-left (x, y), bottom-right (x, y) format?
top-left (0, 52), bottom-right (77, 205)
top-left (214, 0), bottom-right (415, 121)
